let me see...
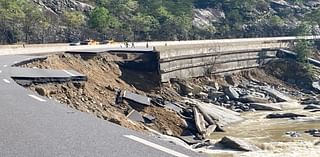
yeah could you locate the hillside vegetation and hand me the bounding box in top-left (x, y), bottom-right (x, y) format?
top-left (1, 0), bottom-right (320, 44)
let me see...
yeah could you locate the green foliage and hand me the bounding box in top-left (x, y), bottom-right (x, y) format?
top-left (131, 13), bottom-right (159, 33)
top-left (294, 40), bottom-right (316, 78)
top-left (295, 39), bottom-right (313, 63)
top-left (289, 0), bottom-right (304, 5)
top-left (269, 15), bottom-right (285, 26)
top-left (88, 7), bottom-right (120, 34)
top-left (63, 11), bottom-right (85, 28)
top-left (305, 9), bottom-right (320, 26)
top-left (293, 22), bottom-right (312, 36)
top-left (91, 0), bottom-right (193, 40)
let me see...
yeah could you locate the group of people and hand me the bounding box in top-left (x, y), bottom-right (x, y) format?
top-left (120, 41), bottom-right (135, 48)
top-left (120, 41), bottom-right (150, 48)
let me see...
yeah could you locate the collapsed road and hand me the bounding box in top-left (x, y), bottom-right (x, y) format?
top-left (1, 36), bottom-right (320, 157)
top-left (0, 55), bottom-right (203, 157)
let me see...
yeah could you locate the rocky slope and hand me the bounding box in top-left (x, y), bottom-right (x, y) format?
top-left (193, 0), bottom-right (320, 38)
top-left (35, 0), bottom-right (320, 39)
top-left (32, 0), bottom-right (93, 14)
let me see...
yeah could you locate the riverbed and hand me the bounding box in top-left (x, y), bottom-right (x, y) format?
top-left (208, 108), bottom-right (320, 157)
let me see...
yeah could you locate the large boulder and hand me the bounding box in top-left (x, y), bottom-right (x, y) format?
top-left (217, 136), bottom-right (260, 151)
top-left (224, 86), bottom-right (240, 100)
top-left (266, 113), bottom-right (307, 119)
top-left (304, 104), bottom-right (320, 110)
top-left (250, 103), bottom-right (282, 111)
top-left (260, 86), bottom-right (292, 102)
top-left (239, 95), bottom-right (269, 103)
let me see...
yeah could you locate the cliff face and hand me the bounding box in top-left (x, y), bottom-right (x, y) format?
top-left (193, 0), bottom-right (320, 38)
top-left (32, 0), bottom-right (93, 15)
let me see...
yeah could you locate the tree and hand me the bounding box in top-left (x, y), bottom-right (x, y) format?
top-left (269, 15), bottom-right (285, 26)
top-left (0, 0), bottom-right (26, 43)
top-left (22, 2), bottom-right (45, 43)
top-left (88, 7), bottom-right (120, 38)
top-left (295, 40), bottom-right (312, 63)
top-left (63, 11), bottom-right (85, 41)
top-left (293, 22), bottom-right (312, 36)
top-left (131, 13), bottom-right (159, 40)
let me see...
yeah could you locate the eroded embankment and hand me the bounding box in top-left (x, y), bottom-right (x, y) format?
top-left (19, 54), bottom-right (185, 135)
top-left (17, 54), bottom-right (320, 156)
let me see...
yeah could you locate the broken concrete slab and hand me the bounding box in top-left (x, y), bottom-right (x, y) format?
top-left (204, 125), bottom-right (217, 138)
top-left (224, 86), bottom-right (240, 100)
top-left (217, 136), bottom-right (261, 151)
top-left (276, 101), bottom-right (301, 110)
top-left (164, 101), bottom-right (183, 113)
top-left (260, 86), bottom-right (292, 102)
top-left (11, 67), bottom-right (87, 83)
top-left (196, 105), bottom-right (216, 125)
top-left (193, 107), bottom-right (206, 135)
top-left (250, 103), bottom-right (282, 111)
top-left (126, 109), bottom-right (144, 122)
top-left (178, 129), bottom-right (202, 145)
top-left (208, 91), bottom-right (225, 99)
top-left (143, 114), bottom-right (155, 124)
top-left (123, 91), bottom-right (151, 106)
top-left (239, 95), bottom-right (269, 103)
top-left (266, 113), bottom-right (307, 119)
top-left (187, 99), bottom-right (243, 126)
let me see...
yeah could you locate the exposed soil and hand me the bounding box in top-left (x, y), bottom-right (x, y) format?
top-left (20, 53), bottom-right (184, 136)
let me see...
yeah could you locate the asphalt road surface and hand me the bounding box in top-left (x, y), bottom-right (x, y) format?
top-left (0, 55), bottom-right (204, 157)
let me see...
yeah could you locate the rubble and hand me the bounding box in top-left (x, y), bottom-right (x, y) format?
top-left (224, 86), bottom-right (240, 100)
top-left (286, 131), bottom-right (301, 137)
top-left (305, 129), bottom-right (320, 137)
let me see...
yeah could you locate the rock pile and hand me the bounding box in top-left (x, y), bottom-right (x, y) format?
top-left (170, 77), bottom-right (295, 113)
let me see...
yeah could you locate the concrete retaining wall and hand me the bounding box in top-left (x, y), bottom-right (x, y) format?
top-left (158, 39), bottom-right (292, 82)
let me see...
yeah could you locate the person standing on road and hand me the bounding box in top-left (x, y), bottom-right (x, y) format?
top-left (125, 41), bottom-right (129, 48)
top-left (131, 42), bottom-right (135, 48)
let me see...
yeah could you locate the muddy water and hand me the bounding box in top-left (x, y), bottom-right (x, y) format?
top-left (209, 109), bottom-right (320, 157)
